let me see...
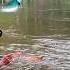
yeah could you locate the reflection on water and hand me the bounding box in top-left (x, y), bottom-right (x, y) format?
top-left (0, 0), bottom-right (70, 70)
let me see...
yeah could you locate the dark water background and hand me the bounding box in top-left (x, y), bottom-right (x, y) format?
top-left (0, 0), bottom-right (70, 70)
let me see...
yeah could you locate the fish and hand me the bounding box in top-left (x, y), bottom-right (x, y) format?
top-left (0, 51), bottom-right (45, 66)
top-left (0, 0), bottom-right (22, 12)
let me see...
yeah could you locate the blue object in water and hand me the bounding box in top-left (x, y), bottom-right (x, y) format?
top-left (1, 0), bottom-right (22, 12)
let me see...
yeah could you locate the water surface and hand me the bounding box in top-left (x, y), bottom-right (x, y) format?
top-left (0, 0), bottom-right (70, 70)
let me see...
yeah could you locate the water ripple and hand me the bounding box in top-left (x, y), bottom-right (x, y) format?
top-left (0, 37), bottom-right (70, 70)
top-left (32, 38), bottom-right (70, 70)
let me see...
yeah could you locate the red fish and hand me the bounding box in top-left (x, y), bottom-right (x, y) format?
top-left (23, 55), bottom-right (44, 63)
top-left (0, 51), bottom-right (23, 65)
top-left (0, 51), bottom-right (44, 66)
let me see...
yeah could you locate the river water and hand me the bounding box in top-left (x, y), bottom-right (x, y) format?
top-left (0, 0), bottom-right (70, 70)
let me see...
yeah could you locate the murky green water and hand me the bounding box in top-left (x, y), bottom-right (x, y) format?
top-left (0, 0), bottom-right (70, 70)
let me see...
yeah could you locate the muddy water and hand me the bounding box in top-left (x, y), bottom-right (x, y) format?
top-left (0, 0), bottom-right (70, 70)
